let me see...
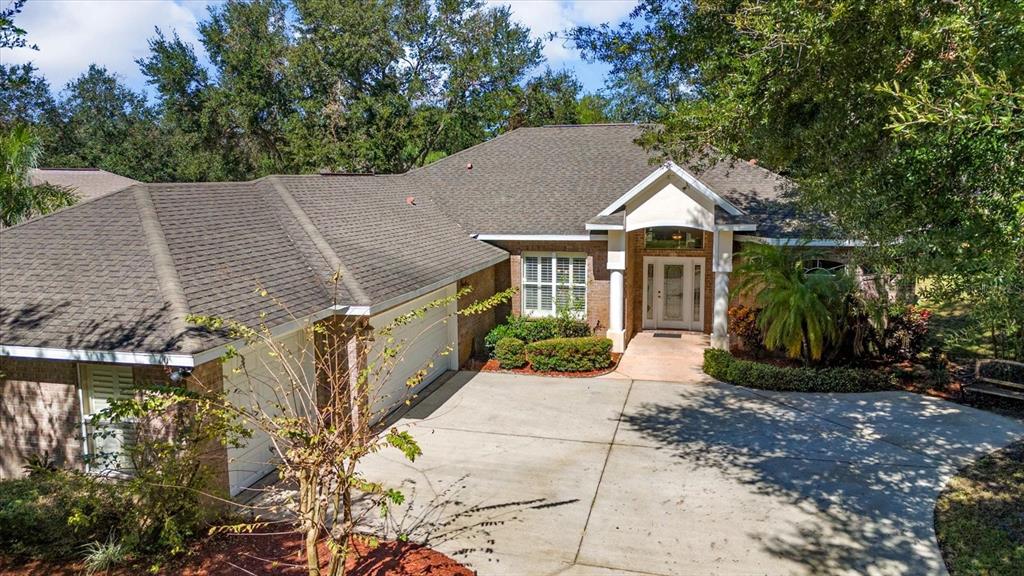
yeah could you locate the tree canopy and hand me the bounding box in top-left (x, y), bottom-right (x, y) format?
top-left (574, 0), bottom-right (1024, 358)
top-left (2, 0), bottom-right (615, 183)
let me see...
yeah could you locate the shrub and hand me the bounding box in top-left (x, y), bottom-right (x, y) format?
top-left (728, 305), bottom-right (762, 353)
top-left (484, 315), bottom-right (591, 356)
top-left (0, 470), bottom-right (124, 559)
top-left (494, 337), bottom-right (527, 368)
top-left (526, 337), bottom-right (613, 372)
top-left (703, 348), bottom-right (896, 393)
top-left (883, 305), bottom-right (931, 361)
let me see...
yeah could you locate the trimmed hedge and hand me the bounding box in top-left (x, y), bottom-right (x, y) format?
top-left (494, 337), bottom-right (527, 369)
top-left (526, 337), bottom-right (613, 372)
top-left (484, 315), bottom-right (591, 356)
top-left (703, 348), bottom-right (896, 393)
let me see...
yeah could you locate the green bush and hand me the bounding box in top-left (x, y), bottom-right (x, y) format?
top-left (484, 315), bottom-right (591, 356)
top-left (0, 470), bottom-right (124, 559)
top-left (527, 337), bottom-right (613, 372)
top-left (494, 337), bottom-right (527, 368)
top-left (703, 348), bottom-right (896, 393)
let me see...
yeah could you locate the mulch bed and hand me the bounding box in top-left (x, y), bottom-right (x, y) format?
top-left (0, 531), bottom-right (472, 576)
top-left (478, 352), bottom-right (622, 378)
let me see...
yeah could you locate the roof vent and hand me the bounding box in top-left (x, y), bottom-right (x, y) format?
top-left (406, 196), bottom-right (416, 206)
top-left (466, 162), bottom-right (472, 170)
top-left (748, 158), bottom-right (759, 166)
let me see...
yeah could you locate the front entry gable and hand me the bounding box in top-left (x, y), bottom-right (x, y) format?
top-left (588, 162), bottom-right (746, 233)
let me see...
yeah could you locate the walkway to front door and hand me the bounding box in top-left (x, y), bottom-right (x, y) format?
top-left (614, 330), bottom-right (711, 383)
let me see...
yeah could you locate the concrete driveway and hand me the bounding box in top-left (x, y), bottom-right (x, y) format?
top-left (359, 371), bottom-right (1024, 575)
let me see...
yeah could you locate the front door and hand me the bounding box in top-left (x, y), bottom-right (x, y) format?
top-left (642, 257), bottom-right (705, 331)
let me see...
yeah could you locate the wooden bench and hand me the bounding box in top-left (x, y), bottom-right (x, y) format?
top-left (966, 359), bottom-right (1024, 401)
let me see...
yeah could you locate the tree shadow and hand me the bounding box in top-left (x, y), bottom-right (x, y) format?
top-left (619, 383), bottom-right (1024, 575)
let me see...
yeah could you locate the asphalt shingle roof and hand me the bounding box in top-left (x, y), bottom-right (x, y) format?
top-left (410, 124), bottom-right (815, 237)
top-left (29, 168), bottom-right (138, 202)
top-left (1, 176), bottom-right (506, 356)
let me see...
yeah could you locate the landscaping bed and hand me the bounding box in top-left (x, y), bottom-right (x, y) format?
top-left (481, 352), bottom-right (622, 377)
top-left (935, 440), bottom-right (1024, 575)
top-left (703, 348), bottom-right (898, 393)
top-left (0, 530), bottom-right (471, 576)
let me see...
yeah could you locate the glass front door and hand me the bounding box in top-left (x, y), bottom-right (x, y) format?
top-left (642, 257), bottom-right (704, 331)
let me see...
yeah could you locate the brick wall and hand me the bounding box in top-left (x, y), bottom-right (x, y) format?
top-left (0, 358), bottom-right (82, 478)
top-left (457, 262), bottom-right (510, 364)
top-left (489, 241), bottom-right (610, 336)
top-left (0, 356), bottom-right (229, 495)
top-left (625, 230), bottom-right (715, 342)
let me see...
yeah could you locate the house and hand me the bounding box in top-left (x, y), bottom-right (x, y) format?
top-left (29, 167), bottom-right (139, 201)
top-left (0, 124), bottom-right (840, 494)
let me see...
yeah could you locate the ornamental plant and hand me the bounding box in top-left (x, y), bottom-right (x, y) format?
top-left (188, 279), bottom-right (514, 576)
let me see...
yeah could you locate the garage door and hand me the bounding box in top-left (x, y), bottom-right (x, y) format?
top-left (223, 330), bottom-right (313, 496)
top-left (368, 284), bottom-right (457, 421)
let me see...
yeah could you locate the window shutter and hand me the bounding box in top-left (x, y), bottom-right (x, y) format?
top-left (572, 257), bottom-right (586, 284)
top-left (84, 365), bottom-right (134, 415)
top-left (539, 257), bottom-right (553, 283)
top-left (524, 256), bottom-right (539, 283)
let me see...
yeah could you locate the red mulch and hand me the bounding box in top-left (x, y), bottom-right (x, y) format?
top-left (479, 352), bottom-right (622, 378)
top-left (0, 532), bottom-right (472, 576)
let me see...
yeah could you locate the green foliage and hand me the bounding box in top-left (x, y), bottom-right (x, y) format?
top-left (0, 124), bottom-right (77, 227)
top-left (87, 385), bottom-right (248, 557)
top-left (81, 537), bottom-right (130, 576)
top-left (484, 314), bottom-right (592, 356)
top-left (494, 337), bottom-right (527, 369)
top-left (526, 336), bottom-right (613, 372)
top-left (577, 0), bottom-right (1024, 361)
top-left (703, 349), bottom-right (896, 393)
top-left (735, 243), bottom-right (850, 363)
top-left (0, 471), bottom-right (124, 559)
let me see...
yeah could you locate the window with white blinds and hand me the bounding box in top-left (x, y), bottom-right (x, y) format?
top-left (81, 364), bottom-right (136, 472)
top-left (522, 253), bottom-right (587, 316)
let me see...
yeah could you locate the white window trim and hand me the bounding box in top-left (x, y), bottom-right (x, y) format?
top-left (521, 252), bottom-right (588, 318)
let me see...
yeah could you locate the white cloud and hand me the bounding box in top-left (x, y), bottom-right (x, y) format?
top-left (488, 0), bottom-right (636, 63)
top-left (3, 0), bottom-right (209, 94)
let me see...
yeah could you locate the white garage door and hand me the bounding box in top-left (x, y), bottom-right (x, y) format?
top-left (223, 330), bottom-right (314, 496)
top-left (368, 284), bottom-right (457, 421)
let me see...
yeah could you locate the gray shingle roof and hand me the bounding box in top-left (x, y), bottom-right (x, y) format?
top-left (29, 168), bottom-right (138, 202)
top-left (1, 176), bottom-right (506, 356)
top-left (410, 124), bottom-right (817, 237)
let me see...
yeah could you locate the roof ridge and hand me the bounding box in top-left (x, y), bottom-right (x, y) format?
top-left (404, 128), bottom-right (521, 176)
top-left (132, 186), bottom-right (201, 353)
top-left (265, 176), bottom-right (370, 305)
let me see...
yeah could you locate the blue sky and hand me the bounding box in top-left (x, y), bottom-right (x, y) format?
top-left (5, 0), bottom-right (636, 98)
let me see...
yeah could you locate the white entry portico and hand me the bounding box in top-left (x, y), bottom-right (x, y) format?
top-left (587, 161), bottom-right (753, 353)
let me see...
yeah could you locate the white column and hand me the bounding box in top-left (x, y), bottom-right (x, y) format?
top-left (607, 230), bottom-right (627, 353)
top-left (711, 229), bottom-right (734, 350)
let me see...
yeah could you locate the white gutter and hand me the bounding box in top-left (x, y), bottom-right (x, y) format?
top-left (737, 236), bottom-right (866, 247)
top-left (0, 345), bottom-right (197, 367)
top-left (475, 233), bottom-right (607, 241)
top-left (584, 223), bottom-right (625, 231)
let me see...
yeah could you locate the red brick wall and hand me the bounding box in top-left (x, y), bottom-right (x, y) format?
top-left (457, 262), bottom-right (510, 364)
top-left (489, 241), bottom-right (610, 336)
top-left (625, 230), bottom-right (715, 342)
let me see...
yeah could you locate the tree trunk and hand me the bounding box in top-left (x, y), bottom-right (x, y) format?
top-left (299, 470), bottom-right (323, 576)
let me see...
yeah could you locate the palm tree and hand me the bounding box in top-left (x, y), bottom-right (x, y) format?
top-left (0, 124), bottom-right (77, 227)
top-left (735, 242), bottom-right (850, 364)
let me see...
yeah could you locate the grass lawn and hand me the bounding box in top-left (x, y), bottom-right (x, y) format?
top-left (935, 441), bottom-right (1024, 575)
top-left (917, 281), bottom-right (993, 360)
